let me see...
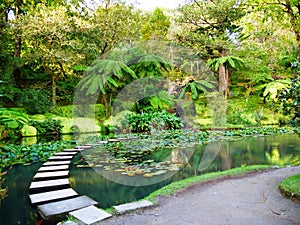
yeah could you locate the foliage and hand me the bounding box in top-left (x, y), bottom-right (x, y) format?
top-left (279, 72), bottom-right (300, 126)
top-left (0, 140), bottom-right (75, 169)
top-left (16, 89), bottom-right (52, 114)
top-left (0, 169), bottom-right (7, 201)
top-left (179, 80), bottom-right (215, 100)
top-left (29, 119), bottom-right (63, 136)
top-left (141, 7), bottom-right (171, 40)
top-left (126, 111), bottom-right (183, 132)
top-left (0, 108), bottom-right (29, 139)
top-left (279, 174), bottom-right (300, 202)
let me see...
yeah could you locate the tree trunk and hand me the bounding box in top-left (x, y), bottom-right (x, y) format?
top-left (52, 75), bottom-right (57, 106)
top-left (218, 50), bottom-right (229, 97)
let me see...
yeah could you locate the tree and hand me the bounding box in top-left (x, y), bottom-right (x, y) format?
top-left (21, 5), bottom-right (83, 105)
top-left (177, 0), bottom-right (246, 96)
top-left (249, 0), bottom-right (300, 57)
top-left (206, 56), bottom-right (245, 96)
top-left (141, 7), bottom-right (171, 41)
top-left (279, 64), bottom-right (300, 126)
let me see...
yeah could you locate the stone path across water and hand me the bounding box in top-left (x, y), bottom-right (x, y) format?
top-left (29, 138), bottom-right (152, 225)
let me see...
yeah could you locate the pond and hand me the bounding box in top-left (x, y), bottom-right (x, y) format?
top-left (0, 133), bottom-right (300, 224)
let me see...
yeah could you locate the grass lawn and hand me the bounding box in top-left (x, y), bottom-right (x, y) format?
top-left (279, 174), bottom-right (300, 202)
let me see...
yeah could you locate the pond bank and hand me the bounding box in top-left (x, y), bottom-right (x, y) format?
top-left (99, 166), bottom-right (300, 225)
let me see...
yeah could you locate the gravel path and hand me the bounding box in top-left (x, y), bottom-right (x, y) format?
top-left (99, 166), bottom-right (300, 225)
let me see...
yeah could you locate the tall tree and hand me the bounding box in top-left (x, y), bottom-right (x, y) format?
top-left (177, 0), bottom-right (246, 96)
top-left (141, 7), bottom-right (171, 41)
top-left (249, 0), bottom-right (300, 58)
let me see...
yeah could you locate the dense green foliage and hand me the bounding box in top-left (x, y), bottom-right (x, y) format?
top-left (29, 119), bottom-right (63, 136)
top-left (0, 140), bottom-right (75, 169)
top-left (127, 111), bottom-right (183, 132)
top-left (279, 67), bottom-right (300, 126)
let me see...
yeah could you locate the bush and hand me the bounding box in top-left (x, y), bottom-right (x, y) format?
top-left (29, 119), bottom-right (63, 136)
top-left (50, 105), bottom-right (73, 118)
top-left (16, 89), bottom-right (52, 114)
top-left (127, 110), bottom-right (183, 133)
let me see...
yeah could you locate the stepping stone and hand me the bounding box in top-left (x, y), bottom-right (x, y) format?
top-left (107, 139), bottom-right (119, 142)
top-left (117, 138), bottom-right (128, 141)
top-left (29, 188), bottom-right (78, 204)
top-left (75, 146), bottom-right (93, 149)
top-left (48, 156), bottom-right (74, 161)
top-left (64, 148), bottom-right (81, 152)
top-left (30, 178), bottom-right (70, 190)
top-left (43, 161), bottom-right (71, 166)
top-left (55, 152), bottom-right (78, 156)
top-left (38, 165), bottom-right (69, 172)
top-left (70, 205), bottom-right (112, 225)
top-left (37, 195), bottom-right (98, 220)
top-left (98, 141), bottom-right (108, 144)
top-left (33, 171), bottom-right (69, 180)
top-left (113, 200), bottom-right (154, 214)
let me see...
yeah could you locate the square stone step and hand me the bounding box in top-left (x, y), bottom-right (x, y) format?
top-left (33, 171), bottom-right (69, 181)
top-left (48, 156), bottom-right (74, 161)
top-left (38, 165), bottom-right (69, 172)
top-left (29, 178), bottom-right (70, 191)
top-left (29, 188), bottom-right (78, 204)
top-left (113, 200), bottom-right (154, 214)
top-left (37, 195), bottom-right (98, 220)
top-left (43, 161), bottom-right (71, 166)
top-left (69, 205), bottom-right (112, 225)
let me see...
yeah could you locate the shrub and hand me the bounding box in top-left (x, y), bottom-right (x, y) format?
top-left (29, 119), bottom-right (63, 136)
top-left (16, 89), bottom-right (52, 114)
top-left (127, 110), bottom-right (183, 133)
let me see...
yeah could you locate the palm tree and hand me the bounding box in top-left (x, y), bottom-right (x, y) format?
top-left (207, 55), bottom-right (244, 97)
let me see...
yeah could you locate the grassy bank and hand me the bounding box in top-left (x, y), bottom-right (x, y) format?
top-left (279, 174), bottom-right (300, 202)
top-left (144, 165), bottom-right (272, 202)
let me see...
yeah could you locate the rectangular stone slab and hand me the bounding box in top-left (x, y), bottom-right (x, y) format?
top-left (29, 188), bottom-right (78, 204)
top-left (38, 165), bottom-right (69, 172)
top-left (70, 205), bottom-right (112, 224)
top-left (48, 156), bottom-right (73, 161)
top-left (75, 145), bottom-right (93, 149)
top-left (64, 149), bottom-right (81, 152)
top-left (43, 161), bottom-right (71, 166)
top-left (33, 171), bottom-right (69, 180)
top-left (113, 200), bottom-right (154, 214)
top-left (37, 196), bottom-right (98, 220)
top-left (30, 178), bottom-right (70, 190)
top-left (55, 152), bottom-right (78, 156)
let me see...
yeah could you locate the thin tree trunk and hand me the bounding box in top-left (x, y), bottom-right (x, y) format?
top-left (52, 75), bottom-right (57, 106)
top-left (218, 50), bottom-right (228, 97)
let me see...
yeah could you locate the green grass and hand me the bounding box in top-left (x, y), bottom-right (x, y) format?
top-left (145, 165), bottom-right (272, 202)
top-left (279, 174), bottom-right (300, 202)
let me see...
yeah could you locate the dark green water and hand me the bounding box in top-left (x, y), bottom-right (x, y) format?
top-left (1, 134), bottom-right (299, 224)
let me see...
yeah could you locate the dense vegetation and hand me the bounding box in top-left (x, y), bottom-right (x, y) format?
top-left (1, 0), bottom-right (300, 205)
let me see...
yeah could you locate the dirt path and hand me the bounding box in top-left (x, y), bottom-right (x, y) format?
top-left (99, 166), bottom-right (300, 225)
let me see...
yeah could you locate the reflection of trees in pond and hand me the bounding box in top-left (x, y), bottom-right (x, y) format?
top-left (266, 142), bottom-right (300, 166)
top-left (220, 142), bottom-right (232, 170)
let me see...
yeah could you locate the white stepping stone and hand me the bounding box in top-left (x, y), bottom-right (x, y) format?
top-left (33, 171), bottom-right (69, 180)
top-left (37, 195), bottom-right (98, 220)
top-left (38, 165), bottom-right (69, 172)
top-left (75, 146), bottom-right (93, 149)
top-left (48, 156), bottom-right (74, 161)
top-left (64, 149), bottom-right (81, 152)
top-left (55, 152), bottom-right (78, 156)
top-left (29, 188), bottom-right (78, 204)
top-left (43, 161), bottom-right (71, 166)
top-left (113, 200), bottom-right (154, 214)
top-left (30, 178), bottom-right (70, 190)
top-left (70, 205), bottom-right (112, 225)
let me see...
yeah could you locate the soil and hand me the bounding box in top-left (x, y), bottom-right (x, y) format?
top-left (98, 166), bottom-right (300, 225)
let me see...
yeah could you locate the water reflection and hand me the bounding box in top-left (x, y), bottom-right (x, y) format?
top-left (0, 134), bottom-right (299, 224)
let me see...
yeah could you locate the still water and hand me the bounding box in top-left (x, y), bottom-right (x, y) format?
top-left (1, 134), bottom-right (299, 224)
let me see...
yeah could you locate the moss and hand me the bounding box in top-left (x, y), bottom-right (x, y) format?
top-left (279, 174), bottom-right (300, 202)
